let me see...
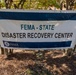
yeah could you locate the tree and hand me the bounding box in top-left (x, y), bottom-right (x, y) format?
top-left (66, 0), bottom-right (75, 10)
top-left (4, 0), bottom-right (13, 9)
top-left (37, 0), bottom-right (60, 9)
top-left (17, 0), bottom-right (26, 9)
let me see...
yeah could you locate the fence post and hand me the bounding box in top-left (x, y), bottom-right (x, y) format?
top-left (1, 47), bottom-right (5, 54)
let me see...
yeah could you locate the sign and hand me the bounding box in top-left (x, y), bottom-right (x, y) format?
top-left (0, 10), bottom-right (76, 49)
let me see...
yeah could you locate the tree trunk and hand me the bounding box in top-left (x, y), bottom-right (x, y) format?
top-left (18, 0), bottom-right (26, 9)
top-left (5, 0), bottom-right (13, 9)
top-left (69, 0), bottom-right (75, 10)
top-left (66, 0), bottom-right (75, 10)
top-left (60, 2), bottom-right (63, 10)
top-left (66, 0), bottom-right (69, 10)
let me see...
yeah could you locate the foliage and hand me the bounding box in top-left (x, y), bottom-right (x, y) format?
top-left (0, 2), bottom-right (5, 8)
top-left (26, 63), bottom-right (53, 75)
top-left (50, 0), bottom-right (60, 8)
top-left (37, 0), bottom-right (60, 9)
top-left (0, 0), bottom-right (60, 9)
top-left (0, 0), bottom-right (76, 10)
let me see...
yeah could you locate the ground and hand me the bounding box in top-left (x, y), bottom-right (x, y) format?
top-left (0, 50), bottom-right (76, 75)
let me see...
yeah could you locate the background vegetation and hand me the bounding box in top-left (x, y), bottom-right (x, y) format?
top-left (0, 0), bottom-right (76, 10)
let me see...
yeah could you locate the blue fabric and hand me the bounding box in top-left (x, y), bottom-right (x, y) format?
top-left (3, 41), bottom-right (71, 48)
top-left (0, 11), bottom-right (76, 20)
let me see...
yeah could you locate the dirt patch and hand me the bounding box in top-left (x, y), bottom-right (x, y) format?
top-left (0, 50), bottom-right (76, 75)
